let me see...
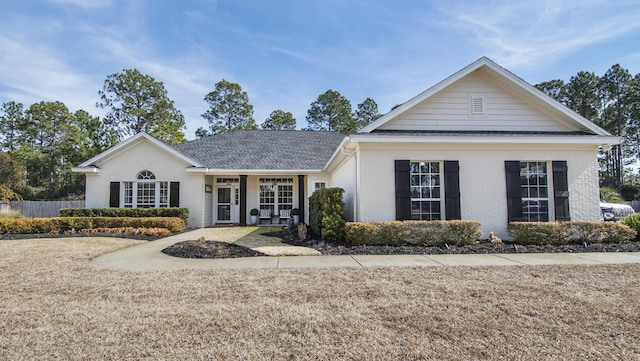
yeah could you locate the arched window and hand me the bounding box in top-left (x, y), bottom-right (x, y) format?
top-left (122, 170), bottom-right (169, 208)
top-left (137, 170), bottom-right (156, 180)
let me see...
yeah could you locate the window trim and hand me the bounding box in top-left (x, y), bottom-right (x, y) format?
top-left (121, 170), bottom-right (171, 208)
top-left (409, 161), bottom-right (444, 221)
top-left (258, 178), bottom-right (294, 215)
top-left (519, 161), bottom-right (553, 222)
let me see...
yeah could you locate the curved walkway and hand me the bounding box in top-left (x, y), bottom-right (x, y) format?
top-left (92, 228), bottom-right (640, 271)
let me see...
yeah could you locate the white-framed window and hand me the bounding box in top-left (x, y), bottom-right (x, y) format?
top-left (123, 182), bottom-right (133, 208)
top-left (278, 184), bottom-right (294, 212)
top-left (259, 178), bottom-right (294, 214)
top-left (520, 162), bottom-right (549, 222)
top-left (122, 170), bottom-right (169, 208)
top-left (216, 178), bottom-right (240, 184)
top-left (315, 182), bottom-right (326, 191)
top-left (410, 161), bottom-right (443, 220)
top-left (259, 184), bottom-right (275, 213)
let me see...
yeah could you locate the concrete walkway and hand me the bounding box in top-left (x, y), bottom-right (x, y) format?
top-left (92, 228), bottom-right (640, 271)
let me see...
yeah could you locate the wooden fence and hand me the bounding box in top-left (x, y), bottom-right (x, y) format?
top-left (1, 201), bottom-right (85, 218)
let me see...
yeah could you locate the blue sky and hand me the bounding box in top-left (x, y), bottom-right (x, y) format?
top-left (1, 0), bottom-right (639, 140)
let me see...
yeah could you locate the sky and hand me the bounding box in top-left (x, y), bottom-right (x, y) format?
top-left (1, 0), bottom-right (639, 140)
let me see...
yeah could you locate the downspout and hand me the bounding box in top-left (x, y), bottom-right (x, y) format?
top-left (340, 146), bottom-right (358, 222)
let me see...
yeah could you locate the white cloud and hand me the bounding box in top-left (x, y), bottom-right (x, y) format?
top-left (433, 0), bottom-right (640, 69)
top-left (0, 34), bottom-right (100, 113)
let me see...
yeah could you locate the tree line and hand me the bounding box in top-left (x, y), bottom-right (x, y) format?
top-left (0, 69), bottom-right (382, 200)
top-left (3, 64), bottom-right (638, 201)
top-left (534, 64), bottom-right (640, 197)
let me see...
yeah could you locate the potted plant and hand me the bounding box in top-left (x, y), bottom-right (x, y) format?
top-left (291, 208), bottom-right (300, 224)
top-left (250, 208), bottom-right (259, 225)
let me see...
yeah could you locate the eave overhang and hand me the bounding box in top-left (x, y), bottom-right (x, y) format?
top-left (348, 133), bottom-right (621, 146)
top-left (184, 167), bottom-right (327, 175)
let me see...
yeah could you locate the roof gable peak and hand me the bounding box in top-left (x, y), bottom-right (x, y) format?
top-left (76, 132), bottom-right (203, 168)
top-left (359, 57), bottom-right (611, 136)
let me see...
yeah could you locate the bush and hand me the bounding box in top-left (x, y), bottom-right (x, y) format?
top-left (59, 208), bottom-right (189, 223)
top-left (0, 185), bottom-right (22, 202)
top-left (621, 213), bottom-right (640, 241)
top-left (507, 222), bottom-right (565, 245)
top-left (345, 220), bottom-right (482, 247)
top-left (77, 227), bottom-right (172, 237)
top-left (0, 217), bottom-right (186, 234)
top-left (0, 209), bottom-right (24, 219)
top-left (600, 187), bottom-right (625, 203)
top-left (508, 222), bottom-right (636, 245)
top-left (309, 188), bottom-right (346, 242)
top-left (620, 184), bottom-right (640, 201)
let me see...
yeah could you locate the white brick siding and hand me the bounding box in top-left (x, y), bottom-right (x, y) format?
top-left (354, 142), bottom-right (601, 239)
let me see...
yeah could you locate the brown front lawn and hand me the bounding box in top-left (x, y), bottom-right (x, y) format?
top-left (1, 237), bottom-right (639, 360)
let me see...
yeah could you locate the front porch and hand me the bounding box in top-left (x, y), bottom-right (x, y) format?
top-left (206, 174), bottom-right (307, 227)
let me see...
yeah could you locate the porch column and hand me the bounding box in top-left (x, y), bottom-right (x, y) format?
top-left (239, 175), bottom-right (247, 226)
top-left (298, 174), bottom-right (305, 223)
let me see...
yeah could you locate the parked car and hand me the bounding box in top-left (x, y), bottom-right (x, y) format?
top-left (600, 201), bottom-right (635, 221)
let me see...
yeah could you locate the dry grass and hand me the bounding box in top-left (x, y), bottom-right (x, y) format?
top-left (1, 238), bottom-right (640, 360)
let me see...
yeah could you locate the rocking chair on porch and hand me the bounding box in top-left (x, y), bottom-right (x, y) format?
top-left (258, 209), bottom-right (272, 224)
top-left (279, 209), bottom-right (291, 223)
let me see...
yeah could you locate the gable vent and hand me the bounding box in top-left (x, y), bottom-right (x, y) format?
top-left (470, 95), bottom-right (485, 115)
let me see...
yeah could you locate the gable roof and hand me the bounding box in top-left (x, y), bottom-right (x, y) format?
top-left (172, 130), bottom-right (345, 171)
top-left (359, 56), bottom-right (612, 136)
top-left (72, 132), bottom-right (203, 173)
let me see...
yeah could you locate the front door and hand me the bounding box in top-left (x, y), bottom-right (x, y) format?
top-left (216, 186), bottom-right (236, 223)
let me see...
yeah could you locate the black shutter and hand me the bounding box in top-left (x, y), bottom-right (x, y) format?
top-left (239, 175), bottom-right (247, 226)
top-left (444, 161), bottom-right (461, 220)
top-left (170, 182), bottom-right (180, 207)
top-left (552, 161), bottom-right (571, 221)
top-left (395, 160), bottom-right (411, 220)
top-left (109, 182), bottom-right (120, 208)
top-left (505, 161), bottom-right (524, 222)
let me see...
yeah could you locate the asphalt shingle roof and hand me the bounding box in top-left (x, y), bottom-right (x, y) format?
top-left (173, 130), bottom-right (345, 170)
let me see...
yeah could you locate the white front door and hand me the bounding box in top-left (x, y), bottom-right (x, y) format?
top-left (216, 186), bottom-right (238, 223)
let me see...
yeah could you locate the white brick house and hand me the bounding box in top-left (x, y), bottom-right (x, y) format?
top-left (73, 57), bottom-right (618, 238)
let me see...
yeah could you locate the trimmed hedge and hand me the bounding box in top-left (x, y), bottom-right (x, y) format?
top-left (0, 216), bottom-right (186, 234)
top-left (508, 222), bottom-right (636, 245)
top-left (59, 208), bottom-right (190, 223)
top-left (621, 213), bottom-right (640, 241)
top-left (345, 220), bottom-right (483, 247)
top-left (78, 227), bottom-right (172, 237)
top-left (309, 188), bottom-right (346, 242)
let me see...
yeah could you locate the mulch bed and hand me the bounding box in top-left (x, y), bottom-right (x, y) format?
top-left (4, 229), bottom-right (640, 259)
top-left (286, 237), bottom-right (640, 255)
top-left (162, 240), bottom-right (266, 259)
top-left (161, 230), bottom-right (640, 259)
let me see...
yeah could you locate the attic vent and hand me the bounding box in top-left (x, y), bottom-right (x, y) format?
top-left (470, 95), bottom-right (485, 115)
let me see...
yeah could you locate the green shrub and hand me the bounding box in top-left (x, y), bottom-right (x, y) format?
top-left (600, 187), bottom-right (625, 203)
top-left (509, 221), bottom-right (636, 245)
top-left (59, 208), bottom-right (190, 223)
top-left (0, 216), bottom-right (185, 234)
top-left (621, 213), bottom-right (640, 241)
top-left (87, 217), bottom-right (186, 232)
top-left (345, 220), bottom-right (482, 247)
top-left (309, 188), bottom-right (346, 242)
top-left (508, 222), bottom-right (565, 245)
